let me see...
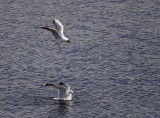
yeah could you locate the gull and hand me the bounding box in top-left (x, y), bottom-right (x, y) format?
top-left (38, 19), bottom-right (71, 51)
top-left (44, 82), bottom-right (74, 101)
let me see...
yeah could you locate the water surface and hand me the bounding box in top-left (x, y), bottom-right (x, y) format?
top-left (0, 0), bottom-right (160, 117)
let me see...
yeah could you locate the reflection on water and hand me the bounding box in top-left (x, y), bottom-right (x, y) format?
top-left (57, 100), bottom-right (73, 106)
top-left (47, 100), bottom-right (72, 117)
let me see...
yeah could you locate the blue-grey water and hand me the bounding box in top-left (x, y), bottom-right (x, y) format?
top-left (0, 0), bottom-right (160, 117)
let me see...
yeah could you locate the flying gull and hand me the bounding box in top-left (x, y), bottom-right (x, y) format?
top-left (44, 82), bottom-right (74, 100)
top-left (38, 19), bottom-right (71, 51)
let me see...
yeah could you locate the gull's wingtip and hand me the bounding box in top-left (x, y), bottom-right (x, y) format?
top-left (43, 83), bottom-right (54, 87)
top-left (38, 26), bottom-right (43, 28)
top-left (43, 83), bottom-right (51, 86)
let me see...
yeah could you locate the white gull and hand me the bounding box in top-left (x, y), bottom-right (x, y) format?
top-left (44, 82), bottom-right (74, 101)
top-left (38, 19), bottom-right (71, 51)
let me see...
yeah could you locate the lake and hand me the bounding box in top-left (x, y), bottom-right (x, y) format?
top-left (0, 0), bottom-right (160, 117)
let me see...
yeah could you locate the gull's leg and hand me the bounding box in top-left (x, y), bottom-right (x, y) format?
top-left (58, 45), bottom-right (62, 51)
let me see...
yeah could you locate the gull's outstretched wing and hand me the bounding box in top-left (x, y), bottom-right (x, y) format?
top-left (38, 26), bottom-right (60, 39)
top-left (53, 19), bottom-right (64, 36)
top-left (44, 83), bottom-right (67, 98)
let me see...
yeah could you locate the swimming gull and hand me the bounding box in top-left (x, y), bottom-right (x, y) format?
top-left (44, 82), bottom-right (74, 100)
top-left (38, 19), bottom-right (71, 51)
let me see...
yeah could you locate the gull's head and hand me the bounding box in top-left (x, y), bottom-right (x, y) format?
top-left (53, 18), bottom-right (57, 24)
top-left (59, 82), bottom-right (65, 85)
top-left (59, 82), bottom-right (69, 88)
top-left (67, 39), bottom-right (71, 43)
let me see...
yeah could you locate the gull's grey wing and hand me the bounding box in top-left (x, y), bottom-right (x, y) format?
top-left (38, 26), bottom-right (61, 39)
top-left (53, 19), bottom-right (64, 36)
top-left (62, 83), bottom-right (70, 91)
top-left (44, 83), bottom-right (71, 98)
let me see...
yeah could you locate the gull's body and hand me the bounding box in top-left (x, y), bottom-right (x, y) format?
top-left (38, 19), bottom-right (71, 51)
top-left (44, 82), bottom-right (74, 100)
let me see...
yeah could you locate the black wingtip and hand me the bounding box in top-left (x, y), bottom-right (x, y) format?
top-left (38, 26), bottom-right (43, 28)
top-left (43, 83), bottom-right (52, 86)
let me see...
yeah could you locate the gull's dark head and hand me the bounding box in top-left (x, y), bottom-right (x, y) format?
top-left (53, 19), bottom-right (56, 24)
top-left (59, 82), bottom-right (65, 85)
top-left (67, 39), bottom-right (71, 43)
